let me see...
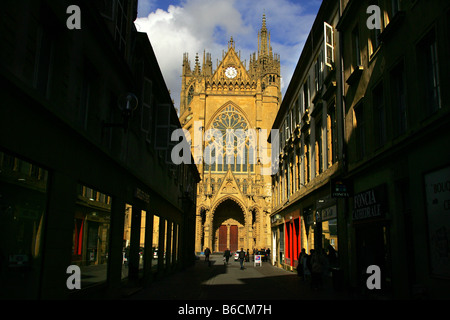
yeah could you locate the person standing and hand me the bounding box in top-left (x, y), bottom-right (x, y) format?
top-left (238, 248), bottom-right (245, 270)
top-left (297, 248), bottom-right (306, 279)
top-left (223, 248), bottom-right (231, 265)
top-left (204, 247), bottom-right (211, 264)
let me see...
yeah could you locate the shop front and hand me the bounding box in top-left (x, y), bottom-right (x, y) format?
top-left (316, 200), bottom-right (339, 261)
top-left (301, 194), bottom-right (340, 258)
top-left (0, 152), bottom-right (49, 299)
top-left (352, 183), bottom-right (392, 295)
top-left (283, 210), bottom-right (301, 271)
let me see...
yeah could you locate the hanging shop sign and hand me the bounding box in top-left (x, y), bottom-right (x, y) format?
top-left (331, 179), bottom-right (352, 198)
top-left (353, 184), bottom-right (388, 221)
top-left (321, 205), bottom-right (337, 221)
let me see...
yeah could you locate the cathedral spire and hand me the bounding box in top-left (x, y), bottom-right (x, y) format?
top-left (228, 36), bottom-right (235, 50)
top-left (258, 13), bottom-right (269, 58)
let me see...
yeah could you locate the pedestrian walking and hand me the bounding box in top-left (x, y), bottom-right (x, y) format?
top-left (327, 244), bottom-right (338, 268)
top-left (204, 247), bottom-right (211, 264)
top-left (223, 248), bottom-right (231, 265)
top-left (246, 249), bottom-right (250, 262)
top-left (238, 248), bottom-right (245, 269)
top-left (302, 249), bottom-right (311, 282)
top-left (297, 248), bottom-right (306, 278)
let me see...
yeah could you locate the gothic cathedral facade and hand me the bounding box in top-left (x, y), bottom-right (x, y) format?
top-left (179, 15), bottom-right (281, 253)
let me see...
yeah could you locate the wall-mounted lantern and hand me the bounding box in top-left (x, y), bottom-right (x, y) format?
top-left (102, 93), bottom-right (138, 133)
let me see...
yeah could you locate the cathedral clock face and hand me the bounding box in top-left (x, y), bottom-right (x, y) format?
top-left (225, 67), bottom-right (237, 79)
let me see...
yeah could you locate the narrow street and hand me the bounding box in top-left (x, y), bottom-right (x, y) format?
top-left (124, 254), bottom-right (358, 300)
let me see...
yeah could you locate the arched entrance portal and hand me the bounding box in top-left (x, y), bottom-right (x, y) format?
top-left (212, 198), bottom-right (246, 252)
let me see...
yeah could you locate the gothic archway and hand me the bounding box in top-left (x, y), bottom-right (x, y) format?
top-left (211, 197), bottom-right (247, 252)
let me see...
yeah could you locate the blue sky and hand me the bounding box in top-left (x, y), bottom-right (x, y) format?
top-left (134, 0), bottom-right (322, 112)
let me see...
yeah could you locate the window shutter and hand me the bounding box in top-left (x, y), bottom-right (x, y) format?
top-left (324, 22), bottom-right (334, 67)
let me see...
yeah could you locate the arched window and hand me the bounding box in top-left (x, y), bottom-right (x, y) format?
top-left (204, 105), bottom-right (255, 173)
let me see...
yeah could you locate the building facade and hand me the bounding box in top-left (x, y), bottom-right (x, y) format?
top-left (0, 0), bottom-right (199, 299)
top-left (337, 0), bottom-right (450, 299)
top-left (269, 0), bottom-right (344, 272)
top-left (271, 0), bottom-right (450, 299)
top-left (179, 16), bottom-right (280, 254)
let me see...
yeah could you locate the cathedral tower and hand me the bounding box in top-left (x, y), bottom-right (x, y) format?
top-left (179, 15), bottom-right (281, 253)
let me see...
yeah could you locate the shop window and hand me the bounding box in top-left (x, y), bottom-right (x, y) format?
top-left (303, 206), bottom-right (314, 252)
top-left (163, 220), bottom-right (168, 266)
top-left (284, 219), bottom-right (301, 267)
top-left (321, 218), bottom-right (338, 267)
top-left (173, 224), bottom-right (179, 263)
top-left (139, 210), bottom-right (147, 274)
top-left (73, 184), bottom-right (111, 287)
top-left (122, 204), bottom-right (132, 279)
top-left (168, 222), bottom-right (173, 265)
top-left (151, 215), bottom-right (160, 271)
top-left (0, 151), bottom-right (48, 299)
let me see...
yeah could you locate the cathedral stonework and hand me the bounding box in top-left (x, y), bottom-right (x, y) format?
top-left (179, 15), bottom-right (281, 253)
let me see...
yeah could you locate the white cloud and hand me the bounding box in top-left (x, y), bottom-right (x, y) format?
top-left (135, 0), bottom-right (317, 113)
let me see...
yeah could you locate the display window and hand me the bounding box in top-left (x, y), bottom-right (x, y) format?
top-left (0, 151), bottom-right (49, 298)
top-left (122, 204), bottom-right (132, 279)
top-left (151, 215), bottom-right (160, 271)
top-left (72, 184), bottom-right (111, 287)
top-left (139, 210), bottom-right (147, 274)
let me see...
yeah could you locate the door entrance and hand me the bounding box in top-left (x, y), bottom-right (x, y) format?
top-left (355, 223), bottom-right (391, 294)
top-left (212, 198), bottom-right (245, 252)
top-left (218, 225), bottom-right (227, 252)
top-left (230, 225), bottom-right (238, 252)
